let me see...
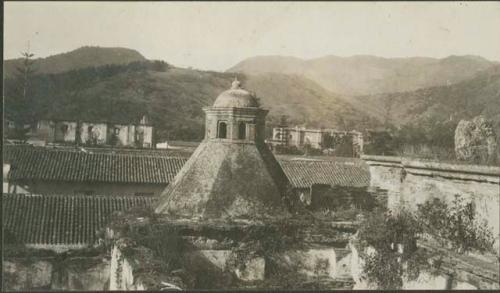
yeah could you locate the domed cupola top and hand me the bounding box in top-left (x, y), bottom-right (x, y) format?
top-left (212, 78), bottom-right (260, 108)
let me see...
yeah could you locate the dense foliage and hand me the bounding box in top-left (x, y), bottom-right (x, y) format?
top-left (363, 131), bottom-right (397, 156)
top-left (308, 186), bottom-right (386, 221)
top-left (417, 195), bottom-right (496, 254)
top-left (4, 52), bottom-right (38, 141)
top-left (4, 60), bottom-right (169, 124)
top-left (357, 208), bottom-right (427, 289)
top-left (356, 195), bottom-right (495, 289)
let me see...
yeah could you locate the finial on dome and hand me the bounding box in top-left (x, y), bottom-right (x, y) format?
top-left (231, 77), bottom-right (241, 89)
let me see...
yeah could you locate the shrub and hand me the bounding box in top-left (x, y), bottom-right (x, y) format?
top-left (357, 208), bottom-right (424, 289)
top-left (357, 194), bottom-right (496, 289)
top-left (417, 195), bottom-right (496, 254)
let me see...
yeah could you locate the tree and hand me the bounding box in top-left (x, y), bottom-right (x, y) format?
top-left (279, 115), bottom-right (288, 127)
top-left (4, 50), bottom-right (37, 141)
top-left (356, 195), bottom-right (495, 289)
top-left (335, 115), bottom-right (347, 131)
top-left (383, 96), bottom-right (394, 128)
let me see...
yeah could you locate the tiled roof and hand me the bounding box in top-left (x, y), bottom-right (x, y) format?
top-left (3, 145), bottom-right (369, 188)
top-left (278, 159), bottom-right (369, 188)
top-left (3, 144), bottom-right (192, 158)
top-left (4, 146), bottom-right (187, 184)
top-left (2, 193), bottom-right (155, 246)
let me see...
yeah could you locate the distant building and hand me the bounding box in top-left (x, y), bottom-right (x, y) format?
top-left (269, 126), bottom-right (364, 157)
top-left (30, 115), bottom-right (154, 148)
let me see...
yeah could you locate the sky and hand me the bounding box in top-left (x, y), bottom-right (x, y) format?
top-left (4, 1), bottom-right (500, 71)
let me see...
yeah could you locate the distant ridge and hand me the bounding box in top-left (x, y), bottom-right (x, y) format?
top-left (4, 45), bottom-right (499, 143)
top-left (228, 54), bottom-right (496, 95)
top-left (4, 46), bottom-right (146, 77)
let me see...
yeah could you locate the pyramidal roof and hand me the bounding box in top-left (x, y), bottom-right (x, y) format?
top-left (155, 81), bottom-right (290, 220)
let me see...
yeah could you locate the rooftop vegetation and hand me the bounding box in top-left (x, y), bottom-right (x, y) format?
top-left (356, 194), bottom-right (496, 289)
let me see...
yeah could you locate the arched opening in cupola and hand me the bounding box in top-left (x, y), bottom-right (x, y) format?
top-left (238, 122), bottom-right (246, 140)
top-left (217, 121), bottom-right (227, 139)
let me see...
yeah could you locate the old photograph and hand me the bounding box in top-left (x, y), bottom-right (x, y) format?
top-left (2, 1), bottom-right (500, 291)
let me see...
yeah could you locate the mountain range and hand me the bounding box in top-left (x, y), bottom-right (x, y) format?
top-left (228, 54), bottom-right (497, 96)
top-left (4, 46), bottom-right (500, 142)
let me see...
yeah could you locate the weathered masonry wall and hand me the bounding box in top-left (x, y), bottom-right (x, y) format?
top-left (3, 256), bottom-right (110, 291)
top-left (361, 155), bottom-right (500, 249)
top-left (105, 217), bottom-right (359, 290)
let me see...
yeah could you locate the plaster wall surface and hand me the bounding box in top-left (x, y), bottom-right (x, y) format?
top-left (80, 122), bottom-right (108, 145)
top-left (114, 125), bottom-right (136, 147)
top-left (109, 246), bottom-right (140, 290)
top-left (138, 125), bottom-right (153, 147)
top-left (54, 121), bottom-right (77, 143)
top-left (362, 155), bottom-right (500, 251)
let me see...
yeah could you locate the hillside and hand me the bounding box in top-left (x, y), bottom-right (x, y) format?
top-left (242, 73), bottom-right (377, 130)
top-left (4, 46), bottom-right (146, 78)
top-left (364, 65), bottom-right (500, 130)
top-left (4, 56), bottom-right (378, 142)
top-left (228, 55), bottom-right (497, 96)
top-left (8, 46), bottom-right (498, 147)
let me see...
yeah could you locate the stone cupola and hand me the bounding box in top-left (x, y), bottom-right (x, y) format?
top-left (204, 78), bottom-right (266, 144)
top-left (155, 79), bottom-right (290, 220)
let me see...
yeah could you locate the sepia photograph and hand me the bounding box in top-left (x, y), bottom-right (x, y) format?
top-left (2, 1), bottom-right (500, 291)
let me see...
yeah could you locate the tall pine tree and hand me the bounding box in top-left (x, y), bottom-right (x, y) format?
top-left (4, 50), bottom-right (37, 141)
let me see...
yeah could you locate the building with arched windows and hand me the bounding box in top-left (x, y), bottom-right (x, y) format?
top-left (27, 116), bottom-right (154, 148)
top-left (270, 126), bottom-right (364, 157)
top-left (156, 79), bottom-right (290, 219)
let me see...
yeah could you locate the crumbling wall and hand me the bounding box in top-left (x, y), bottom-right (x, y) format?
top-left (362, 155), bottom-right (500, 250)
top-left (3, 260), bottom-right (53, 290)
top-left (105, 210), bottom-right (359, 290)
top-left (109, 245), bottom-right (143, 290)
top-left (109, 238), bottom-right (189, 290)
top-left (2, 256), bottom-right (110, 291)
top-left (400, 160), bottom-right (500, 251)
top-left (361, 155), bottom-right (403, 210)
top-left (348, 242), bottom-right (494, 290)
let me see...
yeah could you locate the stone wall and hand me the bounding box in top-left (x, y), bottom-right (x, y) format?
top-left (362, 155), bottom-right (500, 250)
top-left (105, 213), bottom-right (360, 290)
top-left (108, 242), bottom-right (354, 290)
top-left (109, 245), bottom-right (145, 290)
top-left (2, 256), bottom-right (110, 291)
top-left (348, 242), bottom-right (494, 290)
